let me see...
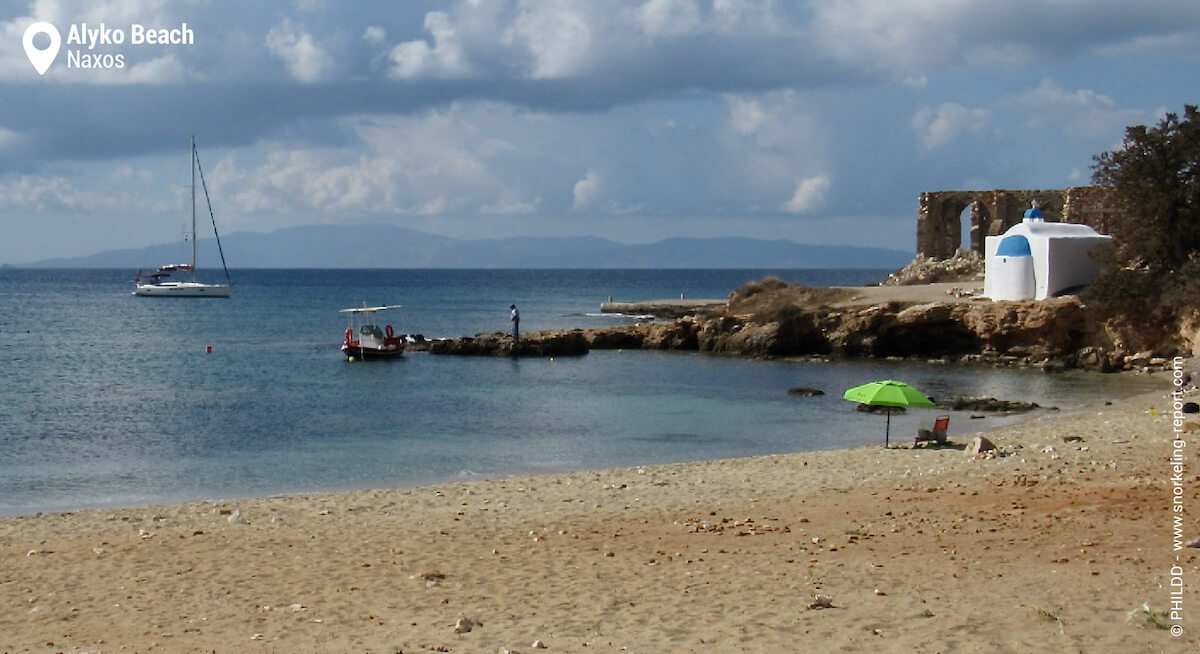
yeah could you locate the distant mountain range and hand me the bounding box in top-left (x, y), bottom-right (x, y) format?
top-left (26, 224), bottom-right (913, 269)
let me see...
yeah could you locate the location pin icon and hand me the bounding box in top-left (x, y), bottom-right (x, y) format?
top-left (23, 22), bottom-right (61, 76)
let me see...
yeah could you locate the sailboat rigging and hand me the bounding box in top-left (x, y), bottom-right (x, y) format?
top-left (133, 135), bottom-right (231, 297)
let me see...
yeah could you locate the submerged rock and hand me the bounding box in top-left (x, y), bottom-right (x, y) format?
top-left (936, 396), bottom-right (1045, 412)
top-left (787, 387), bottom-right (825, 397)
top-left (855, 404), bottom-right (905, 414)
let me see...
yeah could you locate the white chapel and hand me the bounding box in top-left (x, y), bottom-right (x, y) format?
top-left (983, 202), bottom-right (1111, 301)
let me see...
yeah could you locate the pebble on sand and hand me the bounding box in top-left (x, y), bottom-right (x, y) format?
top-left (807, 594), bottom-right (834, 610)
top-left (454, 616), bottom-right (481, 633)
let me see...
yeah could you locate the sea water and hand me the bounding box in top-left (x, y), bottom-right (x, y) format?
top-left (0, 268), bottom-right (1162, 516)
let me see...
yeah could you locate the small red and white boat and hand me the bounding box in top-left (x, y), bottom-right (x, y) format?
top-left (340, 304), bottom-right (405, 360)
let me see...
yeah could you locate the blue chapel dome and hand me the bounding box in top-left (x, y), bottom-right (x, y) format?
top-left (996, 234), bottom-right (1031, 257)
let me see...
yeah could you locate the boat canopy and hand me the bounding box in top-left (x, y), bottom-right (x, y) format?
top-left (339, 305), bottom-right (403, 314)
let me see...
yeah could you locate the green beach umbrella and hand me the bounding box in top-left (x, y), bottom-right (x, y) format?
top-left (842, 380), bottom-right (935, 446)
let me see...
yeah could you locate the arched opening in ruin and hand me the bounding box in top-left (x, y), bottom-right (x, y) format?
top-left (917, 187), bottom-right (1108, 262)
top-left (959, 205), bottom-right (973, 253)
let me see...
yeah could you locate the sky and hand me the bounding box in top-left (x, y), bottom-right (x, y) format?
top-left (0, 0), bottom-right (1197, 264)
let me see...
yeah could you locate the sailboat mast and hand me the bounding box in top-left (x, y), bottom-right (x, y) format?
top-left (190, 134), bottom-right (197, 283)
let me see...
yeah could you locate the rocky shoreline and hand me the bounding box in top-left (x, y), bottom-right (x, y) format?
top-left (415, 287), bottom-right (1190, 373)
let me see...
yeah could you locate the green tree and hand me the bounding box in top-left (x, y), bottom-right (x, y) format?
top-left (1091, 104), bottom-right (1200, 271)
top-left (1086, 105), bottom-right (1200, 322)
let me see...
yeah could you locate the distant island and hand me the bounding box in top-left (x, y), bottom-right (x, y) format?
top-left (23, 224), bottom-right (911, 269)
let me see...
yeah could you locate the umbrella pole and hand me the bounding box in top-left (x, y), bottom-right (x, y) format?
top-left (885, 407), bottom-right (891, 447)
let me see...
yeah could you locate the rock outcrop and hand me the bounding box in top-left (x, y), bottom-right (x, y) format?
top-left (882, 249), bottom-right (984, 286)
top-left (425, 281), bottom-right (1188, 369)
top-left (620, 297), bottom-right (1164, 369)
top-left (426, 331), bottom-right (589, 357)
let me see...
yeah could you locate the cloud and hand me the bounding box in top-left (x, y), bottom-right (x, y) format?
top-left (202, 95), bottom-right (842, 225)
top-left (389, 11), bottom-right (469, 78)
top-left (782, 174), bottom-right (830, 214)
top-left (265, 19), bottom-right (335, 83)
top-left (728, 96), bottom-right (768, 135)
top-left (911, 103), bottom-right (991, 150)
top-left (809, 0), bottom-right (1200, 78)
top-left (205, 106), bottom-right (539, 222)
top-left (0, 126), bottom-right (24, 152)
top-left (635, 0), bottom-right (701, 37)
top-left (719, 91), bottom-right (833, 209)
top-left (504, 0), bottom-right (596, 79)
top-left (109, 164), bottom-right (152, 183)
top-left (224, 148), bottom-right (403, 216)
top-left (121, 54), bottom-right (188, 84)
top-left (0, 172), bottom-right (159, 213)
top-left (809, 0), bottom-right (943, 73)
top-left (1016, 78), bottom-right (1153, 139)
top-left (1095, 30), bottom-right (1200, 57)
top-left (417, 196), bottom-right (446, 215)
top-left (571, 169), bottom-right (601, 210)
top-left (363, 26), bottom-right (386, 45)
top-left (1, 0), bottom-right (1197, 263)
top-left (481, 193), bottom-right (541, 215)
top-left (0, 175), bottom-right (80, 212)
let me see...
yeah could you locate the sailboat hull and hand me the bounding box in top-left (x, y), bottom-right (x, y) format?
top-left (133, 282), bottom-right (230, 297)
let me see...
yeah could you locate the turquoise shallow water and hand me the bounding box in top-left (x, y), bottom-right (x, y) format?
top-left (0, 268), bottom-right (1160, 516)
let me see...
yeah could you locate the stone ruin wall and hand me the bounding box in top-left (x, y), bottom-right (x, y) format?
top-left (916, 186), bottom-right (1118, 260)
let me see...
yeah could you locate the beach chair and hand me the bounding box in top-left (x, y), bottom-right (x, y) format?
top-left (915, 415), bottom-right (950, 446)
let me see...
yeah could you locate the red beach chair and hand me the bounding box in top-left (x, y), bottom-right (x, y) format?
top-left (915, 415), bottom-right (950, 446)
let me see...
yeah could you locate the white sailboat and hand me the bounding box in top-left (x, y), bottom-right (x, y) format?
top-left (133, 135), bottom-right (231, 297)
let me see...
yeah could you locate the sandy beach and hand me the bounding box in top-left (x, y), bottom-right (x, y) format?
top-left (2, 379), bottom-right (1196, 653)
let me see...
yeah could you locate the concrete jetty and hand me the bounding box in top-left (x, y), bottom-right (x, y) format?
top-left (599, 298), bottom-right (726, 318)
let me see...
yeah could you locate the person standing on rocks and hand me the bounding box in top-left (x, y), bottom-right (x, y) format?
top-left (510, 304), bottom-right (520, 342)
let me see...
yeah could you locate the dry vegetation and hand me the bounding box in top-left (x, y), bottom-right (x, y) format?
top-left (727, 277), bottom-right (855, 322)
